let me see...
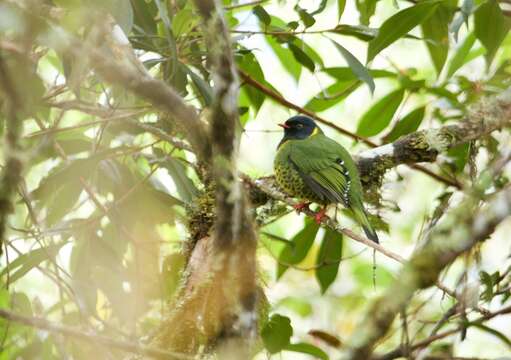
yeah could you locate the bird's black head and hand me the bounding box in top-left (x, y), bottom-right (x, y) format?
top-left (278, 116), bottom-right (322, 148)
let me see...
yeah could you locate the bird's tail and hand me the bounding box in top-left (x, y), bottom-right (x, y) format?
top-left (352, 207), bottom-right (379, 243)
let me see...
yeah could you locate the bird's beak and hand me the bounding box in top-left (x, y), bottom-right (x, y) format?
top-left (278, 123), bottom-right (290, 129)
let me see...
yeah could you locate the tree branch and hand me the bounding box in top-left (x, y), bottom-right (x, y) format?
top-left (344, 184), bottom-right (511, 359)
top-left (0, 54), bottom-right (25, 256)
top-left (356, 88), bottom-right (511, 190)
top-left (239, 69), bottom-right (461, 188)
top-left (0, 308), bottom-right (193, 360)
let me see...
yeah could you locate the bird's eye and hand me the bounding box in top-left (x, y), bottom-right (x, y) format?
top-left (296, 124), bottom-right (303, 129)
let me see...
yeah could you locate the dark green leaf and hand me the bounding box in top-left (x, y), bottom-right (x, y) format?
top-left (446, 32), bottom-right (476, 78)
top-left (305, 80), bottom-right (361, 112)
top-left (261, 314), bottom-right (293, 354)
top-left (446, 143), bottom-right (469, 173)
top-left (356, 88), bottom-right (405, 137)
top-left (331, 24), bottom-right (378, 41)
top-left (253, 5), bottom-right (271, 25)
top-left (367, 1), bottom-right (440, 62)
top-left (288, 43), bottom-right (315, 72)
top-left (277, 219), bottom-right (320, 278)
top-left (284, 342), bottom-right (329, 360)
top-left (296, 6), bottom-right (316, 28)
top-left (474, 0), bottom-right (511, 65)
top-left (310, 0), bottom-right (328, 16)
top-left (421, 3), bottom-right (455, 75)
top-left (315, 228), bottom-right (343, 294)
top-left (384, 106), bottom-right (425, 142)
top-left (331, 39), bottom-right (375, 93)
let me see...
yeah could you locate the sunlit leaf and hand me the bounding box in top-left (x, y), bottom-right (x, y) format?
top-left (278, 297), bottom-right (312, 317)
top-left (367, 1), bottom-right (440, 62)
top-left (446, 32), bottom-right (477, 78)
top-left (1, 243), bottom-right (66, 284)
top-left (384, 106), bottom-right (425, 142)
top-left (277, 219), bottom-right (320, 278)
top-left (331, 39), bottom-right (375, 93)
top-left (338, 0), bottom-right (346, 21)
top-left (284, 342), bottom-right (329, 360)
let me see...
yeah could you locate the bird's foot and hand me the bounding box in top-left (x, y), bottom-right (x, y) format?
top-left (293, 202), bottom-right (311, 213)
top-left (314, 208), bottom-right (327, 224)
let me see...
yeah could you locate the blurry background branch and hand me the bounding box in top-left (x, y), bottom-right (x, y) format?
top-left (345, 163), bottom-right (511, 359)
top-left (0, 308), bottom-right (192, 360)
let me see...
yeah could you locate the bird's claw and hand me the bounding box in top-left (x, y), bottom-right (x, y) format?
top-left (314, 208), bottom-right (327, 224)
top-left (293, 202), bottom-right (310, 213)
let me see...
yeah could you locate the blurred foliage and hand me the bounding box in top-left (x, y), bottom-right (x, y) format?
top-left (0, 0), bottom-right (510, 359)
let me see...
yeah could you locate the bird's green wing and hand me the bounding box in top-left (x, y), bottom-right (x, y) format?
top-left (288, 134), bottom-right (379, 243)
top-left (287, 135), bottom-right (355, 206)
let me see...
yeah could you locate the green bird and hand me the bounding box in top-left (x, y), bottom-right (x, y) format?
top-left (274, 115), bottom-right (379, 243)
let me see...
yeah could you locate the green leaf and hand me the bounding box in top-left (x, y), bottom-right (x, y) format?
top-left (356, 88), bottom-right (405, 137)
top-left (315, 228), bottom-right (343, 294)
top-left (324, 67), bottom-right (396, 80)
top-left (356, 0), bottom-right (378, 25)
top-left (130, 0), bottom-right (158, 35)
top-left (305, 80), bottom-right (361, 112)
top-left (311, 0), bottom-right (328, 16)
top-left (278, 297), bottom-right (312, 317)
top-left (331, 39), bottom-right (375, 93)
top-left (108, 0), bottom-right (134, 34)
top-left (277, 219), bottom-right (320, 278)
top-left (186, 67), bottom-right (213, 106)
top-left (261, 314), bottom-right (293, 354)
top-left (421, 3), bottom-right (455, 75)
top-left (474, 0), bottom-right (511, 65)
top-left (384, 106), bottom-right (425, 142)
top-left (367, 1), bottom-right (441, 62)
top-left (1, 243), bottom-right (66, 283)
top-left (296, 6), bottom-right (316, 28)
top-left (172, 8), bottom-right (200, 38)
top-left (338, 0), bottom-right (346, 21)
top-left (469, 323), bottom-right (511, 349)
top-left (284, 343), bottom-right (329, 360)
top-left (265, 35), bottom-right (302, 81)
top-left (160, 156), bottom-right (198, 203)
top-left (253, 5), bottom-right (271, 25)
top-left (288, 43), bottom-right (315, 72)
top-left (446, 32), bottom-right (476, 78)
top-left (331, 24), bottom-right (378, 41)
